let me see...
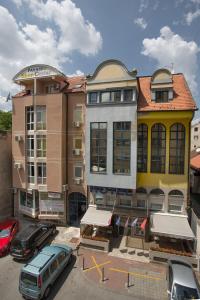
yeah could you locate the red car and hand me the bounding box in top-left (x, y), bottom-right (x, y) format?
top-left (0, 219), bottom-right (19, 256)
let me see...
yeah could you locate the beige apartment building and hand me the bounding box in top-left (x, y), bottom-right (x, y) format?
top-left (0, 131), bottom-right (12, 219)
top-left (191, 118), bottom-right (200, 151)
top-left (12, 65), bottom-right (87, 224)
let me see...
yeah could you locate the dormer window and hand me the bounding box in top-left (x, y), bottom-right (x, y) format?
top-left (155, 90), bottom-right (169, 103)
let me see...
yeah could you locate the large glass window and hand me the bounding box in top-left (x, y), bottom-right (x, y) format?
top-left (155, 90), bottom-right (169, 103)
top-left (37, 162), bottom-right (46, 184)
top-left (74, 165), bottom-right (83, 178)
top-left (27, 135), bottom-right (34, 157)
top-left (73, 106), bottom-right (83, 123)
top-left (149, 189), bottom-right (164, 211)
top-left (168, 190), bottom-right (184, 213)
top-left (26, 106), bottom-right (34, 131)
top-left (90, 122), bottom-right (107, 173)
top-left (20, 191), bottom-right (34, 209)
top-left (113, 122), bottom-right (131, 174)
top-left (169, 123), bottom-right (185, 174)
top-left (27, 162), bottom-right (34, 184)
top-left (124, 89), bottom-right (133, 102)
top-left (100, 90), bottom-right (121, 103)
top-left (89, 92), bottom-right (98, 104)
top-left (36, 135), bottom-right (46, 157)
top-left (151, 123), bottom-right (166, 173)
top-left (137, 124), bottom-right (148, 172)
top-left (36, 106), bottom-right (46, 130)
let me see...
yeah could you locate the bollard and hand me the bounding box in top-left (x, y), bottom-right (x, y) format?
top-left (82, 257), bottom-right (85, 270)
top-left (127, 272), bottom-right (130, 288)
top-left (102, 267), bottom-right (104, 282)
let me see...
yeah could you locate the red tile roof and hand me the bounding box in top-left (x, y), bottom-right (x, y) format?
top-left (190, 154), bottom-right (200, 170)
top-left (65, 76), bottom-right (86, 93)
top-left (137, 74), bottom-right (197, 112)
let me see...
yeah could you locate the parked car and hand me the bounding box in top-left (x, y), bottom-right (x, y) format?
top-left (10, 223), bottom-right (56, 260)
top-left (19, 244), bottom-right (73, 299)
top-left (0, 219), bottom-right (19, 257)
top-left (167, 259), bottom-right (200, 300)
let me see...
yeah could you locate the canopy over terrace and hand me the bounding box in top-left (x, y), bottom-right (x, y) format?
top-left (151, 213), bottom-right (195, 240)
top-left (80, 206), bottom-right (113, 227)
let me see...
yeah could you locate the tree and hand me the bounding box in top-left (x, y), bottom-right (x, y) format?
top-left (0, 111), bottom-right (12, 131)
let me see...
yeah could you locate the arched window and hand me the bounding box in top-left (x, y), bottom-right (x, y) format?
top-left (137, 124), bottom-right (148, 172)
top-left (149, 188), bottom-right (164, 211)
top-left (151, 123), bottom-right (166, 173)
top-left (169, 123), bottom-right (185, 174)
top-left (136, 187), bottom-right (147, 208)
top-left (168, 190), bottom-right (184, 213)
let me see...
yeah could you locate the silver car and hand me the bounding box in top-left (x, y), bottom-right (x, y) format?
top-left (167, 259), bottom-right (200, 300)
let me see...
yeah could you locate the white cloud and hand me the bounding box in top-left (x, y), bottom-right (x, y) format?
top-left (139, 0), bottom-right (149, 13)
top-left (0, 97), bottom-right (12, 112)
top-left (0, 1), bottom-right (102, 110)
top-left (67, 70), bottom-right (84, 77)
top-left (142, 26), bottom-right (200, 96)
top-left (11, 0), bottom-right (22, 8)
top-left (185, 9), bottom-right (200, 24)
top-left (134, 17), bottom-right (147, 29)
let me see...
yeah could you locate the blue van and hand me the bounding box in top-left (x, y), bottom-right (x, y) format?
top-left (19, 244), bottom-right (73, 299)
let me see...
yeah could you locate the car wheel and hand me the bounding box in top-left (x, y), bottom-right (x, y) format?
top-left (44, 285), bottom-right (51, 299)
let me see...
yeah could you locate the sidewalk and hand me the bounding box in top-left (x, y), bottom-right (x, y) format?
top-left (77, 247), bottom-right (168, 300)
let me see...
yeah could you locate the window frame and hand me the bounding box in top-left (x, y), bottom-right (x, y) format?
top-left (151, 123), bottom-right (166, 173)
top-left (37, 162), bottom-right (47, 185)
top-left (74, 165), bottom-right (83, 179)
top-left (27, 135), bottom-right (34, 157)
top-left (137, 123), bottom-right (148, 173)
top-left (169, 123), bottom-right (185, 175)
top-left (36, 106), bottom-right (46, 130)
top-left (36, 135), bottom-right (46, 157)
top-left (155, 90), bottom-right (169, 103)
top-left (113, 121), bottom-right (131, 175)
top-left (27, 162), bottom-right (35, 184)
top-left (90, 122), bottom-right (107, 173)
top-left (26, 106), bottom-right (34, 131)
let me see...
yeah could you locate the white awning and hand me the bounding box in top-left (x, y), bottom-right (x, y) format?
top-left (151, 213), bottom-right (195, 240)
top-left (81, 206), bottom-right (112, 227)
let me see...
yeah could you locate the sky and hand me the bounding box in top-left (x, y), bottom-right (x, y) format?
top-left (0, 0), bottom-right (200, 119)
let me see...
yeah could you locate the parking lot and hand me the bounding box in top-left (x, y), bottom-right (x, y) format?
top-left (0, 247), bottom-right (168, 300)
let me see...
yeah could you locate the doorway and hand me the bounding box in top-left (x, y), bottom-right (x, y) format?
top-left (68, 192), bottom-right (87, 226)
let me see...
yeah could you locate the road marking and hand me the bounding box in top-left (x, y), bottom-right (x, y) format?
top-left (109, 267), bottom-right (162, 281)
top-left (83, 257), bottom-right (111, 275)
top-left (92, 256), bottom-right (102, 280)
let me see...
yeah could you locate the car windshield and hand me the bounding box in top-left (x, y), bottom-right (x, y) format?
top-left (21, 272), bottom-right (37, 287)
top-left (173, 283), bottom-right (199, 299)
top-left (0, 228), bottom-right (10, 238)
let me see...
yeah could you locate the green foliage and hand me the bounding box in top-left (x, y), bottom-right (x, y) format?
top-left (0, 110), bottom-right (12, 131)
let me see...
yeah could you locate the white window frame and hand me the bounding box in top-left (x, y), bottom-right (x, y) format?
top-left (27, 135), bottom-right (34, 157)
top-left (73, 105), bottom-right (83, 123)
top-left (36, 135), bottom-right (46, 157)
top-left (27, 162), bottom-right (35, 184)
top-left (26, 106), bottom-right (34, 131)
top-left (73, 137), bottom-right (82, 149)
top-left (36, 106), bottom-right (46, 130)
top-left (37, 162), bottom-right (47, 184)
top-left (74, 165), bottom-right (83, 179)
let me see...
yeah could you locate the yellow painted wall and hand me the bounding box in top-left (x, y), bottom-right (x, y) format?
top-left (137, 111), bottom-right (193, 192)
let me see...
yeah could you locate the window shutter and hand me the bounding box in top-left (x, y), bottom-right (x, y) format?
top-left (151, 91), bottom-right (155, 101)
top-left (168, 89), bottom-right (173, 100)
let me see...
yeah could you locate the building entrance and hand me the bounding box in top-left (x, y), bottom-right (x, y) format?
top-left (68, 192), bottom-right (87, 226)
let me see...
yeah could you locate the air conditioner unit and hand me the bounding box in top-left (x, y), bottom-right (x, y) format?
top-left (74, 178), bottom-right (81, 185)
top-left (73, 149), bottom-right (81, 156)
top-left (15, 134), bottom-right (23, 142)
top-left (14, 162), bottom-right (22, 169)
top-left (62, 184), bottom-right (68, 192)
top-left (74, 121), bottom-right (80, 128)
